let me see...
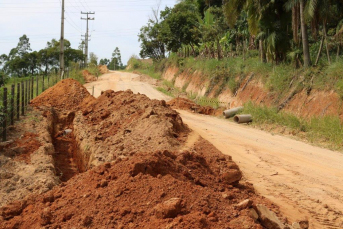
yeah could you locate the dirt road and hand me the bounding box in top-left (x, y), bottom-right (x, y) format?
top-left (85, 71), bottom-right (343, 228)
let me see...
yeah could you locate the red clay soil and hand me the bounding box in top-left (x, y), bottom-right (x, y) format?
top-left (167, 97), bottom-right (215, 115)
top-left (98, 65), bottom-right (109, 74)
top-left (4, 132), bottom-right (41, 164)
top-left (30, 79), bottom-right (95, 111)
top-left (53, 133), bottom-right (80, 182)
top-left (81, 90), bottom-right (187, 142)
top-left (0, 139), bottom-right (277, 229)
top-left (82, 70), bottom-right (97, 83)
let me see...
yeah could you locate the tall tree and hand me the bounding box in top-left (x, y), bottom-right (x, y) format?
top-left (300, 0), bottom-right (312, 67)
top-left (89, 52), bottom-right (98, 65)
top-left (110, 47), bottom-right (123, 70)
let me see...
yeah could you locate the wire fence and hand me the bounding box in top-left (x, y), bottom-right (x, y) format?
top-left (0, 73), bottom-right (65, 143)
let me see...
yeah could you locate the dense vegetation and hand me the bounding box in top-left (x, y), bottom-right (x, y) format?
top-left (139, 0), bottom-right (343, 68)
top-left (0, 35), bottom-right (84, 86)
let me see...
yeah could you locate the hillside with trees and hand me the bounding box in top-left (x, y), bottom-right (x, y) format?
top-left (134, 0), bottom-right (343, 149)
top-left (139, 0), bottom-right (343, 67)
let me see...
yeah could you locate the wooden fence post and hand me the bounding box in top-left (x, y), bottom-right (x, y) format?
top-left (31, 77), bottom-right (34, 99)
top-left (25, 80), bottom-right (28, 110)
top-left (27, 80), bottom-right (30, 105)
top-left (42, 75), bottom-right (45, 92)
top-left (27, 80), bottom-right (29, 105)
top-left (2, 88), bottom-right (7, 142)
top-left (47, 75), bottom-right (50, 88)
top-left (21, 81), bottom-right (24, 116)
top-left (17, 83), bottom-right (20, 120)
top-left (10, 85), bottom-right (14, 126)
top-left (36, 76), bottom-right (38, 97)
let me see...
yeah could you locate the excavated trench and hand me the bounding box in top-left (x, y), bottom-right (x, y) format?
top-left (48, 109), bottom-right (86, 182)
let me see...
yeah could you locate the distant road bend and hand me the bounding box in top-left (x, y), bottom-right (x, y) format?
top-left (85, 71), bottom-right (343, 228)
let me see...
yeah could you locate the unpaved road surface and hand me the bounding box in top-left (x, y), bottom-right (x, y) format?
top-left (85, 71), bottom-right (343, 228)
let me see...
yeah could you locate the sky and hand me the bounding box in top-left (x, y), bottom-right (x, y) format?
top-left (0, 0), bottom-right (177, 65)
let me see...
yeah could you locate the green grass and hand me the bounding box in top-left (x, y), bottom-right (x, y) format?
top-left (242, 101), bottom-right (343, 149)
top-left (156, 87), bottom-right (174, 97)
top-left (85, 63), bottom-right (100, 77)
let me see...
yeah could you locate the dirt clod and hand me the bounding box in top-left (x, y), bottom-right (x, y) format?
top-left (154, 198), bottom-right (184, 219)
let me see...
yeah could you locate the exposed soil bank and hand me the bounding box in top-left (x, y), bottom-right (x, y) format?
top-left (46, 109), bottom-right (83, 182)
top-left (0, 110), bottom-right (60, 208)
top-left (163, 67), bottom-right (343, 121)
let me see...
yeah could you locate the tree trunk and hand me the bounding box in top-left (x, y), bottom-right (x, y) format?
top-left (217, 39), bottom-right (222, 60)
top-left (243, 40), bottom-right (246, 61)
top-left (300, 0), bottom-right (311, 68)
top-left (337, 43), bottom-right (340, 61)
top-left (259, 40), bottom-right (266, 63)
top-left (323, 22), bottom-right (331, 65)
top-left (292, 4), bottom-right (300, 45)
top-left (314, 33), bottom-right (324, 66)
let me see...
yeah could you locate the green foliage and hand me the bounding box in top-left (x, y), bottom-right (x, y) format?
top-left (89, 52), bottom-right (98, 65)
top-left (99, 58), bottom-right (110, 66)
top-left (242, 101), bottom-right (343, 149)
top-left (127, 56), bottom-right (142, 70)
top-left (85, 63), bottom-right (100, 77)
top-left (108, 47), bottom-right (123, 70)
top-left (69, 62), bottom-right (85, 84)
top-left (0, 71), bottom-right (9, 86)
top-left (159, 1), bottom-right (201, 52)
top-left (266, 64), bottom-right (294, 93)
top-left (1, 35), bottom-right (83, 78)
top-left (138, 20), bottom-right (166, 60)
top-left (243, 102), bottom-right (303, 129)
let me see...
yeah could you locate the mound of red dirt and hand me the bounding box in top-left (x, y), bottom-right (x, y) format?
top-left (30, 79), bottom-right (95, 111)
top-left (82, 70), bottom-right (97, 82)
top-left (98, 65), bottom-right (109, 74)
top-left (74, 90), bottom-right (189, 168)
top-left (167, 97), bottom-right (215, 115)
top-left (0, 139), bottom-right (276, 229)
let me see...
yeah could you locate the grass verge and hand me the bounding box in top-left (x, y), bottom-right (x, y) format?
top-left (242, 102), bottom-right (343, 150)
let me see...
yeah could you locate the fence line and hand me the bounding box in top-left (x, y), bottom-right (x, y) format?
top-left (0, 73), bottom-right (66, 142)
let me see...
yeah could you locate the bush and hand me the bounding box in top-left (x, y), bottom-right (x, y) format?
top-left (127, 56), bottom-right (142, 70)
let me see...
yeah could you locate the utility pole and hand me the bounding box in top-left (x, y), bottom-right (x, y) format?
top-left (59, 0), bottom-right (65, 77)
top-left (81, 12), bottom-right (95, 66)
top-left (79, 39), bottom-right (86, 68)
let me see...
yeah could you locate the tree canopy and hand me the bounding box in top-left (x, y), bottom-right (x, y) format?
top-left (138, 0), bottom-right (343, 67)
top-left (0, 35), bottom-right (84, 77)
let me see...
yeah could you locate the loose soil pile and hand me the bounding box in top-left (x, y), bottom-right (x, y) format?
top-left (30, 79), bottom-right (95, 111)
top-left (167, 97), bottom-right (215, 115)
top-left (0, 139), bottom-right (278, 229)
top-left (74, 90), bottom-right (189, 168)
top-left (98, 65), bottom-right (109, 74)
top-left (82, 70), bottom-right (97, 83)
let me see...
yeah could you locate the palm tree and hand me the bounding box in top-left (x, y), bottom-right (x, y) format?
top-left (285, 0), bottom-right (311, 67)
top-left (300, 0), bottom-right (312, 67)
